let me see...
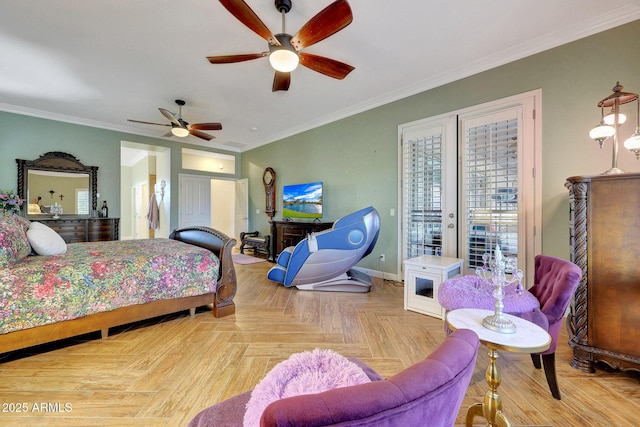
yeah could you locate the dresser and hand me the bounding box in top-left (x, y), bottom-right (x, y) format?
top-left (35, 217), bottom-right (120, 243)
top-left (269, 220), bottom-right (333, 260)
top-left (566, 173), bottom-right (640, 373)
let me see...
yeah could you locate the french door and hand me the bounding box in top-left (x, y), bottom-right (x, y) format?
top-left (399, 90), bottom-right (540, 282)
top-left (400, 113), bottom-right (457, 260)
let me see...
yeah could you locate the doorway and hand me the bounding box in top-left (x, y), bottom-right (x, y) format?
top-left (178, 174), bottom-right (248, 239)
top-left (120, 142), bottom-right (170, 240)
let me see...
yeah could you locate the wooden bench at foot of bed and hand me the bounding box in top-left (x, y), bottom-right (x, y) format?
top-left (0, 226), bottom-right (237, 356)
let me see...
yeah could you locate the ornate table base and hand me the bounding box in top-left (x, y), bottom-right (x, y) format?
top-left (446, 308), bottom-right (551, 427)
top-left (466, 346), bottom-right (511, 427)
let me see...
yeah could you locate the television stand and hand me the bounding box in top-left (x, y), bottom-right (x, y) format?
top-left (269, 219), bottom-right (333, 261)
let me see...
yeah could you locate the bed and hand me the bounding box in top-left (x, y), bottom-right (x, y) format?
top-left (0, 215), bottom-right (237, 356)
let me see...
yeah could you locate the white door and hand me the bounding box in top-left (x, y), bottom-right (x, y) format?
top-left (234, 178), bottom-right (249, 242)
top-left (179, 174), bottom-right (211, 228)
top-left (132, 183), bottom-right (149, 240)
top-left (399, 113), bottom-right (458, 266)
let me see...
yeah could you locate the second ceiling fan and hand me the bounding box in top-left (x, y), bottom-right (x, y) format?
top-left (127, 100), bottom-right (222, 141)
top-left (207, 0), bottom-right (355, 92)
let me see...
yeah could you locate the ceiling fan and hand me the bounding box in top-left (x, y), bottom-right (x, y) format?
top-left (127, 100), bottom-right (222, 141)
top-left (207, 0), bottom-right (355, 92)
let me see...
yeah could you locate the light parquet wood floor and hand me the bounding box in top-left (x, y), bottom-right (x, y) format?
top-left (1, 260), bottom-right (638, 426)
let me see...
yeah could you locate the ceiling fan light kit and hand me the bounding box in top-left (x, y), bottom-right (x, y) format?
top-left (269, 34), bottom-right (299, 72)
top-left (171, 125), bottom-right (190, 138)
top-left (210, 0), bottom-right (355, 91)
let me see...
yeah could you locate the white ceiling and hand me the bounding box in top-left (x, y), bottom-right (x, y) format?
top-left (2, 1), bottom-right (640, 153)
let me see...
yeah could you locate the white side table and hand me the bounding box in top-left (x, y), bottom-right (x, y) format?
top-left (404, 255), bottom-right (464, 319)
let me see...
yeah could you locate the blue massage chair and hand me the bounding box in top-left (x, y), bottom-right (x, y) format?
top-left (267, 206), bottom-right (380, 292)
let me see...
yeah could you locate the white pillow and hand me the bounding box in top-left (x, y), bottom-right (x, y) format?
top-left (27, 221), bottom-right (67, 255)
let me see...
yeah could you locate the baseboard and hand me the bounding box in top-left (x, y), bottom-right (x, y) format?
top-left (352, 266), bottom-right (400, 282)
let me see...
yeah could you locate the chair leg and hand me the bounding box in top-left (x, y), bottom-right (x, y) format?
top-left (541, 352), bottom-right (561, 400)
top-left (530, 353), bottom-right (542, 369)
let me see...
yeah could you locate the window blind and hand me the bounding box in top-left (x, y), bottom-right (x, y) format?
top-left (464, 117), bottom-right (519, 268)
top-left (76, 189), bottom-right (89, 215)
top-left (402, 128), bottom-right (443, 259)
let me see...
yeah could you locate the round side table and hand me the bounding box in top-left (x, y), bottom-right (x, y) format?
top-left (446, 308), bottom-right (551, 427)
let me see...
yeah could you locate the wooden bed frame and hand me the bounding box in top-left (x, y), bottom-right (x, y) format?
top-left (0, 226), bottom-right (237, 355)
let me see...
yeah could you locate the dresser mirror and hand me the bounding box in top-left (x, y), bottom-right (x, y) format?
top-left (17, 152), bottom-right (98, 218)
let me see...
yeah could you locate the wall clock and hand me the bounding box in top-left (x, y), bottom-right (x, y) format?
top-left (263, 167), bottom-right (276, 217)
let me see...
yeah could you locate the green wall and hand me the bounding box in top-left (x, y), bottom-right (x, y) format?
top-left (242, 20), bottom-right (640, 275)
top-left (0, 113), bottom-right (240, 231)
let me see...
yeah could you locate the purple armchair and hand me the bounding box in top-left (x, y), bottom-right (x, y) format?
top-left (520, 255), bottom-right (582, 400)
top-left (188, 329), bottom-right (480, 427)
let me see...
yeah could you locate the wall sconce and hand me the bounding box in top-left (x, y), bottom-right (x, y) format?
top-left (156, 179), bottom-right (166, 200)
top-left (588, 81), bottom-right (639, 174)
top-left (49, 189), bottom-right (55, 198)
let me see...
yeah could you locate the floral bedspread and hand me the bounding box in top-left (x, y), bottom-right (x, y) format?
top-left (0, 239), bottom-right (219, 335)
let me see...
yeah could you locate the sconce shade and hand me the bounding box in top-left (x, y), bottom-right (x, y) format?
top-left (589, 123), bottom-right (614, 142)
top-left (623, 98), bottom-right (640, 159)
top-left (624, 133), bottom-right (640, 150)
top-left (603, 112), bottom-right (627, 126)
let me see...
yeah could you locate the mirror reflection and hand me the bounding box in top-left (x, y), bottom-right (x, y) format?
top-left (27, 170), bottom-right (90, 215)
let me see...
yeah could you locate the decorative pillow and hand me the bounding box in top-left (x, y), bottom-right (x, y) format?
top-left (26, 221), bottom-right (67, 256)
top-left (13, 214), bottom-right (31, 232)
top-left (243, 348), bottom-right (372, 427)
top-left (0, 215), bottom-right (32, 268)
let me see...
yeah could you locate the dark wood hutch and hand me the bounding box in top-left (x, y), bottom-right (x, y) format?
top-left (269, 219), bottom-right (333, 260)
top-left (566, 173), bottom-right (640, 373)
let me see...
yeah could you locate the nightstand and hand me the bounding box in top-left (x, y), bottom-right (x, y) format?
top-left (404, 255), bottom-right (464, 319)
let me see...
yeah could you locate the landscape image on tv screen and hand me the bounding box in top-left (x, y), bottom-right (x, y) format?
top-left (283, 182), bottom-right (323, 219)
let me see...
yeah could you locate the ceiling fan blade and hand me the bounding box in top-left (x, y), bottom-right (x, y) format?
top-left (299, 52), bottom-right (355, 79)
top-left (189, 129), bottom-right (215, 141)
top-left (218, 0), bottom-right (279, 45)
top-left (272, 71), bottom-right (291, 92)
top-left (127, 119), bottom-right (170, 127)
top-left (159, 108), bottom-right (181, 126)
top-left (207, 52), bottom-right (268, 64)
top-left (290, 0), bottom-right (353, 50)
top-left (190, 123), bottom-right (223, 131)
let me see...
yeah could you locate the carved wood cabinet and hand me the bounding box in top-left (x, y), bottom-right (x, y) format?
top-left (35, 217), bottom-right (120, 243)
top-left (566, 173), bottom-right (640, 373)
top-left (269, 220), bottom-right (333, 260)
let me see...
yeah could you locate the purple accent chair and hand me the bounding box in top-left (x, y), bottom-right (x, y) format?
top-left (188, 329), bottom-right (480, 427)
top-left (520, 255), bottom-right (582, 400)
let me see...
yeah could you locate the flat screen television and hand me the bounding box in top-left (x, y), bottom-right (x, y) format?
top-left (282, 181), bottom-right (323, 219)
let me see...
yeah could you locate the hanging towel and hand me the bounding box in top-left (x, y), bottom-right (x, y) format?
top-left (147, 193), bottom-right (159, 230)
